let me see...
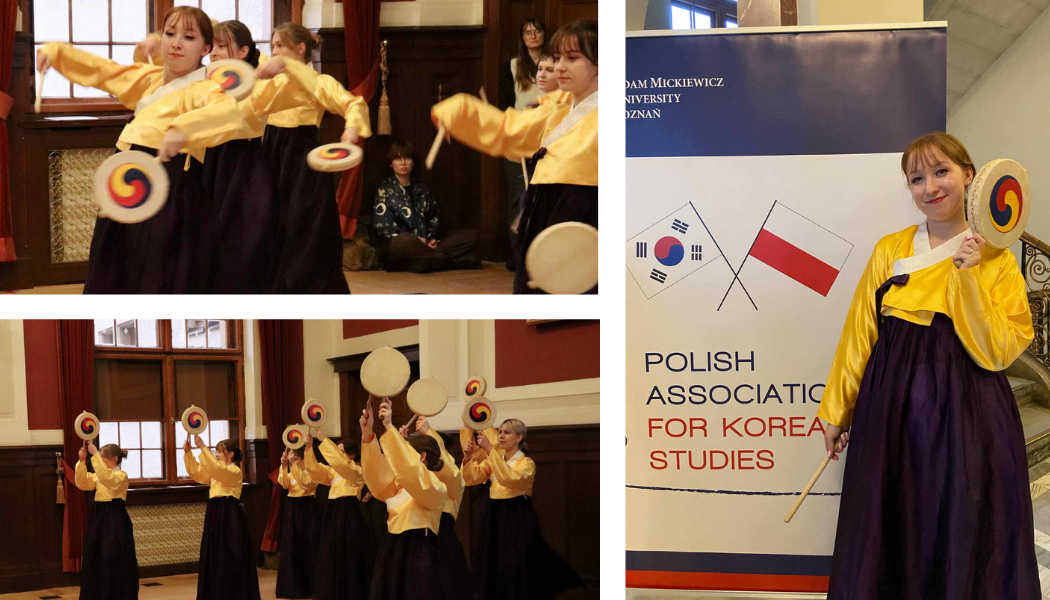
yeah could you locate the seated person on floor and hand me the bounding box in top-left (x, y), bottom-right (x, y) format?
top-left (373, 141), bottom-right (480, 273)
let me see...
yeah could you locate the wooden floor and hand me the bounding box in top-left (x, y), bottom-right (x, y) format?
top-left (6, 262), bottom-right (514, 295)
top-left (0, 570), bottom-right (279, 599)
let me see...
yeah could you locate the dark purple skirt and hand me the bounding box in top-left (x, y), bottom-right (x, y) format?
top-left (827, 312), bottom-right (1039, 599)
top-left (196, 497), bottom-right (261, 600)
top-left (313, 496), bottom-right (371, 600)
top-left (84, 146), bottom-right (206, 294)
top-left (275, 496), bottom-right (321, 599)
top-left (435, 511), bottom-right (471, 599)
top-left (199, 138), bottom-right (279, 294)
top-left (262, 125), bottom-right (350, 294)
top-left (369, 527), bottom-right (448, 600)
top-left (514, 180), bottom-right (598, 295)
top-left (80, 499), bottom-right (138, 600)
top-left (471, 495), bottom-right (583, 600)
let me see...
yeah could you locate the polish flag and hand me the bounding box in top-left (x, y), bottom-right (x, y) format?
top-left (747, 203), bottom-right (853, 296)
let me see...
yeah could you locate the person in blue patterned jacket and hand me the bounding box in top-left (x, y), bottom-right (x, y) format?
top-left (373, 141), bottom-right (480, 273)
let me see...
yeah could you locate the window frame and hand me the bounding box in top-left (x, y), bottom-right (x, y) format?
top-left (29, 0), bottom-right (299, 113)
top-left (670, 0), bottom-right (738, 29)
top-left (93, 319), bottom-right (246, 488)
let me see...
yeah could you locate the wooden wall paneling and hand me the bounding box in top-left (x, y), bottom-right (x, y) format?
top-left (315, 27), bottom-right (496, 257)
top-left (554, 0), bottom-right (600, 26)
top-left (0, 446), bottom-right (78, 594)
top-left (24, 118), bottom-right (125, 287)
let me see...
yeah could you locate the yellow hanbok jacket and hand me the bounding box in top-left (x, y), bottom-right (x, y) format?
top-left (75, 454), bottom-right (129, 501)
top-left (278, 460), bottom-right (318, 497)
top-left (462, 438), bottom-right (536, 499)
top-left (362, 425), bottom-right (448, 535)
top-left (184, 447), bottom-right (243, 499)
top-left (424, 428), bottom-right (466, 519)
top-left (265, 58), bottom-right (371, 138)
top-left (431, 91), bottom-right (597, 186)
top-left (304, 438), bottom-right (364, 500)
top-left (818, 223), bottom-right (1033, 427)
top-left (39, 42), bottom-right (240, 164)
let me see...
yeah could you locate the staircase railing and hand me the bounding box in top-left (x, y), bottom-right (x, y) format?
top-left (1021, 232), bottom-right (1050, 368)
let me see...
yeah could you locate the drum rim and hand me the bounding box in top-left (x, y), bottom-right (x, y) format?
top-left (180, 405), bottom-right (210, 434)
top-left (461, 397), bottom-right (497, 430)
top-left (462, 374), bottom-right (487, 399)
top-left (93, 150), bottom-right (169, 223)
top-left (967, 158), bottom-right (1030, 248)
top-left (307, 142), bottom-right (364, 172)
top-left (205, 58), bottom-right (256, 100)
top-left (282, 424), bottom-right (307, 449)
top-left (360, 347), bottom-right (412, 397)
top-left (407, 377), bottom-right (449, 417)
top-left (74, 411), bottom-right (100, 441)
top-left (525, 221), bottom-right (599, 294)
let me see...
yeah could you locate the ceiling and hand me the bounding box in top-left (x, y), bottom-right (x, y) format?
top-left (926, 0), bottom-right (1049, 111)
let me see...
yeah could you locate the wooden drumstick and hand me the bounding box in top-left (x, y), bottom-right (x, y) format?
top-left (406, 414), bottom-right (418, 430)
top-left (147, 53), bottom-right (154, 66)
top-left (521, 158), bottom-right (529, 191)
top-left (426, 124), bottom-right (445, 170)
top-left (35, 70), bottom-right (44, 113)
top-left (784, 455), bottom-right (832, 523)
top-left (479, 87), bottom-right (488, 104)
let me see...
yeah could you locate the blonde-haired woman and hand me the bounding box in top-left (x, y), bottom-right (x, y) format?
top-left (462, 419), bottom-right (583, 598)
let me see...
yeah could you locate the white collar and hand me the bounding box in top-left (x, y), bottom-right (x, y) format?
top-left (543, 88), bottom-right (598, 146)
top-left (506, 450), bottom-right (524, 465)
top-left (893, 221), bottom-right (972, 277)
top-left (385, 487), bottom-right (412, 510)
top-left (135, 67), bottom-right (206, 114)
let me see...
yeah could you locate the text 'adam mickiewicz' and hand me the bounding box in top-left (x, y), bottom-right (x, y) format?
top-left (626, 77), bottom-right (724, 89)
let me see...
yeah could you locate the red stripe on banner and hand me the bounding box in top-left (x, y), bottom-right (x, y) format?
top-left (626, 570), bottom-right (829, 592)
top-left (749, 229), bottom-right (839, 296)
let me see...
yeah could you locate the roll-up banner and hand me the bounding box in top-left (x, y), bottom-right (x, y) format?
top-left (625, 24), bottom-right (947, 593)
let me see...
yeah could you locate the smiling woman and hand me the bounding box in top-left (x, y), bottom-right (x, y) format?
top-left (817, 131), bottom-right (1039, 598)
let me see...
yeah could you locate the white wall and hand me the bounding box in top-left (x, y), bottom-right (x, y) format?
top-left (303, 320), bottom-right (600, 436)
top-left (304, 0), bottom-right (483, 28)
top-left (627, 0), bottom-right (648, 31)
top-left (0, 320), bottom-right (30, 447)
top-left (947, 7), bottom-right (1050, 242)
top-left (381, 0), bottom-right (483, 27)
top-left (815, 0), bottom-right (922, 25)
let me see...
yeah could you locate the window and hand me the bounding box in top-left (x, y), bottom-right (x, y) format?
top-left (670, 0), bottom-right (738, 29)
top-left (33, 0), bottom-right (149, 104)
top-left (31, 0), bottom-right (278, 112)
top-left (173, 0), bottom-right (274, 57)
top-left (95, 319), bottom-right (161, 348)
top-left (92, 319), bottom-right (245, 486)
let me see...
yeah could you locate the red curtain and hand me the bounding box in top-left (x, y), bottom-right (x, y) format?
top-left (337, 0), bottom-right (382, 240)
top-left (0, 0), bottom-right (18, 261)
top-left (57, 320), bottom-right (94, 572)
top-left (258, 320), bottom-right (305, 552)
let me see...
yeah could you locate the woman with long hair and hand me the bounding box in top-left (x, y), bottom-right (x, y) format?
top-left (184, 437), bottom-right (261, 600)
top-left (253, 23), bottom-right (372, 294)
top-left (36, 6), bottom-right (240, 293)
top-left (433, 20), bottom-right (598, 294)
top-left (498, 18), bottom-right (548, 269)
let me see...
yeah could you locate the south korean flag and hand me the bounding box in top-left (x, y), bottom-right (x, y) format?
top-left (626, 202), bottom-right (721, 299)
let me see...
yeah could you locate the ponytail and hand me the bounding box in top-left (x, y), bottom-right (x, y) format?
top-left (218, 439), bottom-right (243, 465)
top-left (273, 23), bottom-right (321, 62)
top-left (100, 444), bottom-right (127, 464)
top-left (407, 434), bottom-right (444, 472)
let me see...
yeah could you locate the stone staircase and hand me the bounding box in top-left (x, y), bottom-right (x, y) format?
top-left (1008, 353), bottom-right (1050, 467)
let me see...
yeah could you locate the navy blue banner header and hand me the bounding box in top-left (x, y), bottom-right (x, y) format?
top-left (626, 28), bottom-right (947, 157)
